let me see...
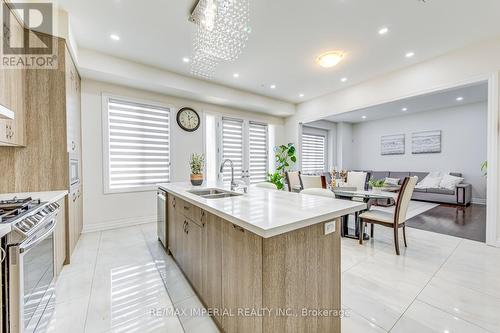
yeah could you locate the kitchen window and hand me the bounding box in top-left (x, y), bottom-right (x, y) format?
top-left (301, 130), bottom-right (327, 174)
top-left (102, 95), bottom-right (171, 193)
top-left (219, 117), bottom-right (269, 184)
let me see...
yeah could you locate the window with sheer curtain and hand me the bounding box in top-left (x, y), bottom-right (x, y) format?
top-left (220, 117), bottom-right (269, 184)
top-left (301, 132), bottom-right (327, 174)
top-left (103, 96), bottom-right (170, 193)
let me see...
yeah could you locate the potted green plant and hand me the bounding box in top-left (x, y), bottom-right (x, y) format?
top-left (189, 153), bottom-right (205, 186)
top-left (267, 143), bottom-right (297, 190)
top-left (369, 179), bottom-right (386, 193)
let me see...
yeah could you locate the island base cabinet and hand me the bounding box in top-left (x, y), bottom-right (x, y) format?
top-left (167, 195), bottom-right (177, 256)
top-left (165, 193), bottom-right (341, 333)
top-left (201, 212), bottom-right (222, 326)
top-left (221, 222), bottom-right (263, 333)
top-left (183, 218), bottom-right (203, 293)
top-left (262, 219), bottom-right (341, 333)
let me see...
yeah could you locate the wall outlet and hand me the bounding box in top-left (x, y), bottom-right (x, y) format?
top-left (324, 221), bottom-right (336, 235)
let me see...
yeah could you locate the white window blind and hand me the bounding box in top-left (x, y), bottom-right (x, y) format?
top-left (301, 133), bottom-right (326, 174)
top-left (248, 122), bottom-right (268, 184)
top-left (105, 97), bottom-right (170, 192)
top-left (221, 118), bottom-right (244, 182)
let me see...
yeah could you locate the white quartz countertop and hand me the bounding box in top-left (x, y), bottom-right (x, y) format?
top-left (0, 190), bottom-right (68, 238)
top-left (159, 182), bottom-right (366, 238)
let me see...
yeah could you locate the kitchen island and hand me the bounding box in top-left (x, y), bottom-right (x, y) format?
top-left (158, 182), bottom-right (366, 333)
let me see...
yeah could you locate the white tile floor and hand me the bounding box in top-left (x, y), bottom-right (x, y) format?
top-left (47, 222), bottom-right (500, 333)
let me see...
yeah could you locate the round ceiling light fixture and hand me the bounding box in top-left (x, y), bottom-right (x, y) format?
top-left (316, 51), bottom-right (345, 68)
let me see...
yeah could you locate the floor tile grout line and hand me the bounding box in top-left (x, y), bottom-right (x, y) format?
top-left (82, 232), bottom-right (103, 333)
top-left (416, 299), bottom-right (497, 333)
top-left (387, 238), bottom-right (463, 332)
top-left (344, 307), bottom-right (389, 332)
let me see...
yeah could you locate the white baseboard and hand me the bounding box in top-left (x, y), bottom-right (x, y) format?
top-left (471, 198), bottom-right (487, 205)
top-left (82, 215), bottom-right (156, 233)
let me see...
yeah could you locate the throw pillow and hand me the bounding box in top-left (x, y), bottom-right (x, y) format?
top-left (416, 173), bottom-right (443, 189)
top-left (384, 177), bottom-right (400, 186)
top-left (439, 173), bottom-right (464, 191)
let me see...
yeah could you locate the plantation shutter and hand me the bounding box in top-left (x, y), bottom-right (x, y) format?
top-left (221, 117), bottom-right (244, 182)
top-left (301, 133), bottom-right (326, 174)
top-left (248, 122), bottom-right (268, 184)
top-left (106, 98), bottom-right (170, 191)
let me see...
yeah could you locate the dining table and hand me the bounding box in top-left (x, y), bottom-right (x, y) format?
top-left (332, 189), bottom-right (397, 240)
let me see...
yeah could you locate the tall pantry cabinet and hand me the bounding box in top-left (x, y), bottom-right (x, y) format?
top-left (0, 31), bottom-right (83, 263)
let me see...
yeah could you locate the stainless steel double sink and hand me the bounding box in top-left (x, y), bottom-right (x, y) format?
top-left (187, 188), bottom-right (242, 199)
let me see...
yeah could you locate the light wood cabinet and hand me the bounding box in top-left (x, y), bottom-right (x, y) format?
top-left (166, 193), bottom-right (342, 333)
top-left (167, 195), bottom-right (177, 256)
top-left (222, 221), bottom-right (263, 333)
top-left (201, 211), bottom-right (222, 325)
top-left (68, 185), bottom-right (83, 258)
top-left (55, 196), bottom-right (67, 276)
top-left (65, 47), bottom-right (81, 154)
top-left (183, 218), bottom-right (203, 292)
top-left (0, 2), bottom-right (25, 146)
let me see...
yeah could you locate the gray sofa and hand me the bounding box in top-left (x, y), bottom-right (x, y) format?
top-left (368, 171), bottom-right (472, 206)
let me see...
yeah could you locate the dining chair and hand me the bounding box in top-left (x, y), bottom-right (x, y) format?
top-left (285, 171), bottom-right (303, 192)
top-left (300, 175), bottom-right (327, 189)
top-left (301, 188), bottom-right (335, 198)
top-left (254, 182), bottom-right (278, 190)
top-left (346, 171), bottom-right (370, 191)
top-left (358, 176), bottom-right (418, 255)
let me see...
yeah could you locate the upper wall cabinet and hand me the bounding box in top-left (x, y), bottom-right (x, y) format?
top-left (65, 47), bottom-right (81, 154)
top-left (0, 3), bottom-right (26, 146)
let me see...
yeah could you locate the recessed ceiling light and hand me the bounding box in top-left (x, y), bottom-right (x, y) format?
top-left (341, 77), bottom-right (348, 82)
top-left (405, 51), bottom-right (415, 58)
top-left (378, 27), bottom-right (389, 35)
top-left (362, 115), bottom-right (367, 119)
top-left (402, 107), bottom-right (408, 111)
top-left (299, 93), bottom-right (304, 98)
top-left (270, 84), bottom-right (276, 89)
top-left (233, 73), bottom-right (240, 78)
top-left (110, 34), bottom-right (120, 41)
top-left (316, 51), bottom-right (346, 68)
top-left (182, 57), bottom-right (190, 63)
top-left (456, 96), bottom-right (464, 101)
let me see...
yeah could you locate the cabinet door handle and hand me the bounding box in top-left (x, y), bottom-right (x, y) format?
top-left (185, 221), bottom-right (189, 234)
top-left (183, 206), bottom-right (189, 211)
top-left (232, 224), bottom-right (245, 233)
top-left (172, 198), bottom-right (176, 208)
top-left (71, 141), bottom-right (76, 151)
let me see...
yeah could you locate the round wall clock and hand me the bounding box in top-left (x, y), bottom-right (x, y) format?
top-left (176, 107), bottom-right (200, 132)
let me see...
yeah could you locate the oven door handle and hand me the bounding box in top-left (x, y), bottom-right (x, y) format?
top-left (19, 219), bottom-right (57, 253)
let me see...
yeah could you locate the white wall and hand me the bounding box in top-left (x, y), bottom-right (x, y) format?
top-left (349, 102), bottom-right (487, 201)
top-left (81, 79), bottom-right (285, 232)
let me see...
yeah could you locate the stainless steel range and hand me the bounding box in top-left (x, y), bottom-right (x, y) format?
top-left (1, 197), bottom-right (61, 333)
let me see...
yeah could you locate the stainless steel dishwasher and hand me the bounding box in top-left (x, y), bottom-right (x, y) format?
top-left (157, 190), bottom-right (167, 248)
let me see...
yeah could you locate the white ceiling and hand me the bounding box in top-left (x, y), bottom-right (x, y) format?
top-left (54, 0), bottom-right (500, 104)
top-left (321, 81), bottom-right (488, 124)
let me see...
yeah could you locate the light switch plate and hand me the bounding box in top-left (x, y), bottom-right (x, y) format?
top-left (324, 221), bottom-right (336, 235)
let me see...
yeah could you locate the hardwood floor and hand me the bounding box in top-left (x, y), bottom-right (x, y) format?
top-left (406, 203), bottom-right (486, 242)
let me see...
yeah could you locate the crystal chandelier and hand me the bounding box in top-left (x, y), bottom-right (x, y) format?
top-left (190, 0), bottom-right (251, 79)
